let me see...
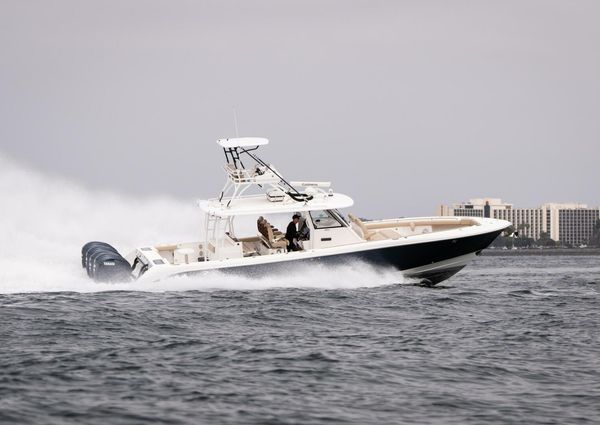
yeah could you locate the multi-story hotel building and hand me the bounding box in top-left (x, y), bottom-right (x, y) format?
top-left (437, 198), bottom-right (600, 245)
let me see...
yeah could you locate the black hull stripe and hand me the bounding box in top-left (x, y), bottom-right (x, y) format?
top-left (348, 229), bottom-right (502, 270)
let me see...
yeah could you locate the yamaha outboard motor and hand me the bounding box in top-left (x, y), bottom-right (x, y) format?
top-left (81, 242), bottom-right (132, 282)
top-left (81, 241), bottom-right (114, 268)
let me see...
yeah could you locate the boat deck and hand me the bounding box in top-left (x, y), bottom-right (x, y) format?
top-left (151, 216), bottom-right (482, 265)
top-left (348, 215), bottom-right (481, 241)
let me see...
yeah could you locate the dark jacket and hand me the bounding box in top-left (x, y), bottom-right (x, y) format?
top-left (285, 221), bottom-right (298, 244)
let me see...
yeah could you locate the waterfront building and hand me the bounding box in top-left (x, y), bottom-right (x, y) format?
top-left (438, 199), bottom-right (600, 245)
top-left (437, 198), bottom-right (512, 218)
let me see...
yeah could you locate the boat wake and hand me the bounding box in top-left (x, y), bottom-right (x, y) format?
top-left (0, 154), bottom-right (404, 294)
top-left (3, 264), bottom-right (405, 295)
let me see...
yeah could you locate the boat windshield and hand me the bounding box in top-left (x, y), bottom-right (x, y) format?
top-left (310, 210), bottom-right (345, 229)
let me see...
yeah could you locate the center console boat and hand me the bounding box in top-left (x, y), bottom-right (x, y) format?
top-left (82, 137), bottom-right (511, 285)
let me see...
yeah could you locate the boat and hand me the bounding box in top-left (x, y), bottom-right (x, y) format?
top-left (81, 137), bottom-right (512, 285)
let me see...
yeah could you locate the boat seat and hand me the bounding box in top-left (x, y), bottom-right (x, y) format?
top-left (257, 217), bottom-right (288, 249)
top-left (348, 214), bottom-right (402, 241)
top-left (369, 232), bottom-right (388, 241)
top-left (155, 244), bottom-right (178, 251)
top-left (347, 213), bottom-right (376, 240)
top-left (379, 229), bottom-right (400, 240)
top-left (257, 217), bottom-right (279, 236)
top-left (348, 214), bottom-right (480, 240)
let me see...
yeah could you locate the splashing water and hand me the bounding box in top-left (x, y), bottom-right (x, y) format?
top-left (0, 154), bottom-right (404, 294)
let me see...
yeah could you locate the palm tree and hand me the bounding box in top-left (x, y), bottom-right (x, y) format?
top-left (538, 231), bottom-right (556, 247)
top-left (517, 223), bottom-right (531, 238)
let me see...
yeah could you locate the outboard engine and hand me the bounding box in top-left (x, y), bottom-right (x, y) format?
top-left (81, 241), bottom-right (113, 268)
top-left (81, 241), bottom-right (132, 282)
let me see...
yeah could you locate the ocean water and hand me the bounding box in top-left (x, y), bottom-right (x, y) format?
top-left (2, 257), bottom-right (600, 425)
top-left (2, 156), bottom-right (600, 424)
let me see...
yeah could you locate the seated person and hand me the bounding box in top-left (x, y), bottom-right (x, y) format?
top-left (286, 214), bottom-right (302, 252)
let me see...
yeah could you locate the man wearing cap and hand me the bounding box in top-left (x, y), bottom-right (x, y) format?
top-left (285, 214), bottom-right (301, 252)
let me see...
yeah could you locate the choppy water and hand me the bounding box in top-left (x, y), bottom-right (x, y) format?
top-left (2, 254), bottom-right (600, 425)
top-left (1, 154), bottom-right (600, 423)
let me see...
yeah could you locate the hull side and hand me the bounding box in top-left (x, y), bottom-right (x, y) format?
top-left (344, 229), bottom-right (501, 270)
top-left (171, 229), bottom-right (503, 285)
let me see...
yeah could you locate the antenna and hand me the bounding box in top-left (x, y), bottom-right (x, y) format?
top-left (232, 107), bottom-right (239, 137)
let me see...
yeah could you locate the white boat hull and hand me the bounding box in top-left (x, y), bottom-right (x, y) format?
top-left (129, 218), bottom-right (509, 285)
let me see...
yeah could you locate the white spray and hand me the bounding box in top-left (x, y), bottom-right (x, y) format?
top-left (0, 154), bottom-right (404, 294)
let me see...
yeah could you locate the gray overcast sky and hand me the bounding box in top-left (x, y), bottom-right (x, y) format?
top-left (1, 0), bottom-right (598, 218)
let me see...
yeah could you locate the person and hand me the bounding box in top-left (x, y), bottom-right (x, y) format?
top-left (285, 214), bottom-right (301, 251)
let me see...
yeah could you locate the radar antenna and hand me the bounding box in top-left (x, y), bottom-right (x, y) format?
top-left (233, 107), bottom-right (239, 138)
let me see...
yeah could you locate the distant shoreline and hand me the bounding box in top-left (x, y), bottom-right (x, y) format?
top-left (482, 248), bottom-right (600, 256)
